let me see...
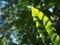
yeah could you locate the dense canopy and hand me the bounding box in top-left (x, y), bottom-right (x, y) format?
top-left (0, 0), bottom-right (60, 45)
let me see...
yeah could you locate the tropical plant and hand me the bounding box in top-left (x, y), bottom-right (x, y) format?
top-left (31, 6), bottom-right (60, 45)
top-left (0, 0), bottom-right (60, 45)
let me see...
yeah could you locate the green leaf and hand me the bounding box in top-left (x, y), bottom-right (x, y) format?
top-left (31, 6), bottom-right (60, 45)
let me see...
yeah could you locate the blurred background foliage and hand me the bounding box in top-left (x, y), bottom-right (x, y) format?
top-left (0, 0), bottom-right (60, 45)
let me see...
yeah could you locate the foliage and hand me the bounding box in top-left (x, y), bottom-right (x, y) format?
top-left (0, 0), bottom-right (60, 45)
top-left (31, 6), bottom-right (60, 45)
